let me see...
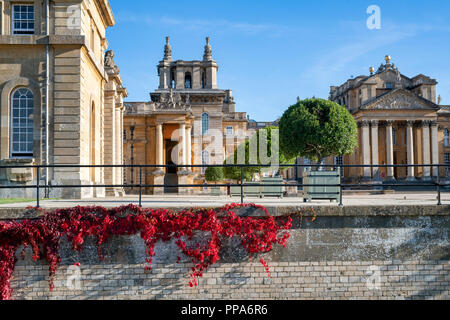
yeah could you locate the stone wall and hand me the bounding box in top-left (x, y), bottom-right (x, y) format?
top-left (6, 205), bottom-right (450, 300)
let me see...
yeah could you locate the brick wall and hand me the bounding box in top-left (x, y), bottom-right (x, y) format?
top-left (11, 261), bottom-right (450, 300)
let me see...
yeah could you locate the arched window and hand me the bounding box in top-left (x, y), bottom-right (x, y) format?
top-left (11, 88), bottom-right (34, 158)
top-left (202, 113), bottom-right (209, 135)
top-left (184, 72), bottom-right (192, 89)
top-left (445, 128), bottom-right (449, 147)
top-left (202, 150), bottom-right (209, 174)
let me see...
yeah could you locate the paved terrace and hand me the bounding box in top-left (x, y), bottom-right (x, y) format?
top-left (0, 192), bottom-right (449, 209)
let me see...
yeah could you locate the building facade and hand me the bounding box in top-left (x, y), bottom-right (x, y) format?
top-left (123, 37), bottom-right (249, 194)
top-left (327, 55), bottom-right (450, 183)
top-left (0, 0), bottom-right (127, 199)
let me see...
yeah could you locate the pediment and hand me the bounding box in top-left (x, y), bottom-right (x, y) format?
top-left (361, 89), bottom-right (439, 111)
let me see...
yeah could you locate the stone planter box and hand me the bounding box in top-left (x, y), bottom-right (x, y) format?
top-left (230, 178), bottom-right (284, 198)
top-left (302, 171), bottom-right (340, 203)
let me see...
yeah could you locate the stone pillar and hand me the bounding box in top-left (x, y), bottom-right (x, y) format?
top-left (186, 126), bottom-right (192, 171)
top-left (431, 121), bottom-right (439, 178)
top-left (152, 123), bottom-right (165, 195)
top-left (422, 120), bottom-right (431, 180)
top-left (385, 121), bottom-right (395, 180)
top-left (360, 121), bottom-right (371, 179)
top-left (370, 120), bottom-right (379, 178)
top-left (179, 123), bottom-right (186, 169)
top-left (156, 124), bottom-right (163, 168)
top-left (406, 121), bottom-right (415, 181)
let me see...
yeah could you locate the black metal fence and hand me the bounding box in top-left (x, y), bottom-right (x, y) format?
top-left (0, 163), bottom-right (448, 207)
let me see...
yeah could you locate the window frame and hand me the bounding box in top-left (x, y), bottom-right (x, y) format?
top-left (201, 113), bottom-right (209, 135)
top-left (10, 87), bottom-right (34, 158)
top-left (184, 72), bottom-right (192, 89)
top-left (11, 4), bottom-right (35, 35)
top-left (444, 128), bottom-right (449, 147)
top-left (225, 126), bottom-right (233, 136)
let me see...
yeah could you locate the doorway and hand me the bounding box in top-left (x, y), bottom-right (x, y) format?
top-left (164, 139), bottom-right (178, 193)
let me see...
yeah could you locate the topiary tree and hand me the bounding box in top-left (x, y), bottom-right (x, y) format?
top-left (205, 166), bottom-right (224, 184)
top-left (223, 126), bottom-right (294, 180)
top-left (279, 98), bottom-right (357, 166)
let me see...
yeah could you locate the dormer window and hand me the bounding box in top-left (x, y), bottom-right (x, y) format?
top-left (185, 72), bottom-right (192, 89)
top-left (386, 82), bottom-right (393, 89)
top-left (12, 5), bottom-right (35, 35)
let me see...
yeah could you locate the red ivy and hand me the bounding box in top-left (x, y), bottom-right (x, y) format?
top-left (0, 203), bottom-right (292, 300)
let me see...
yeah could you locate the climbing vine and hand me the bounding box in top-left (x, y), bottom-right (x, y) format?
top-left (0, 203), bottom-right (292, 300)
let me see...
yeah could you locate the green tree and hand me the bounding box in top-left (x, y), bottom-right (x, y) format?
top-left (205, 166), bottom-right (224, 183)
top-left (279, 98), bottom-right (357, 163)
top-left (223, 126), bottom-right (294, 180)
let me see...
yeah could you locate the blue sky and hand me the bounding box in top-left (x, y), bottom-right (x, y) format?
top-left (107, 0), bottom-right (450, 121)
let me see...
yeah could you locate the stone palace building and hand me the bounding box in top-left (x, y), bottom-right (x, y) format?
top-left (1, 1), bottom-right (449, 199)
top-left (123, 37), bottom-right (250, 195)
top-left (286, 56), bottom-right (450, 184)
top-left (0, 0), bottom-right (127, 199)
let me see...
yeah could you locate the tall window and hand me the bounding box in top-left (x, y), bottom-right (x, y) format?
top-left (445, 153), bottom-right (450, 177)
top-left (445, 128), bottom-right (449, 147)
top-left (11, 88), bottom-right (34, 157)
top-left (12, 5), bottom-right (34, 35)
top-left (225, 126), bottom-right (233, 136)
top-left (202, 113), bottom-right (209, 135)
top-left (393, 128), bottom-right (397, 145)
top-left (184, 72), bottom-right (192, 89)
top-left (202, 150), bottom-right (209, 174)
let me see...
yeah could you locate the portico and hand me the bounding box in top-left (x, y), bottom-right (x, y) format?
top-left (357, 117), bottom-right (439, 181)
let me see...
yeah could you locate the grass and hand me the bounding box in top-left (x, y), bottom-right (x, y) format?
top-left (0, 198), bottom-right (59, 205)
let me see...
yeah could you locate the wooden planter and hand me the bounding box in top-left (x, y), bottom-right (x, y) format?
top-left (303, 171), bottom-right (340, 203)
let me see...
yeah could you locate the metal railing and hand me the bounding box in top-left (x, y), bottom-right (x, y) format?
top-left (0, 163), bottom-right (448, 208)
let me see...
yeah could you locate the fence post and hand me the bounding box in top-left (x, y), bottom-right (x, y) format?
top-left (139, 166), bottom-right (142, 208)
top-left (240, 166), bottom-right (244, 205)
top-left (437, 169), bottom-right (441, 206)
top-left (36, 165), bottom-right (40, 208)
top-left (339, 165), bottom-right (343, 207)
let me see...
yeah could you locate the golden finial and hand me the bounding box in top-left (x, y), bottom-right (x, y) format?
top-left (369, 67), bottom-right (374, 75)
top-left (385, 55), bottom-right (391, 64)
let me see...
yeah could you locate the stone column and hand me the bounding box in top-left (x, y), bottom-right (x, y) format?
top-left (156, 124), bottom-right (163, 168)
top-left (152, 123), bottom-right (165, 195)
top-left (370, 120), bottom-right (379, 178)
top-left (385, 121), bottom-right (395, 180)
top-left (360, 121), bottom-right (371, 179)
top-left (406, 121), bottom-right (415, 181)
top-left (431, 121), bottom-right (439, 178)
top-left (421, 120), bottom-right (431, 180)
top-left (186, 126), bottom-right (192, 171)
top-left (179, 123), bottom-right (186, 169)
